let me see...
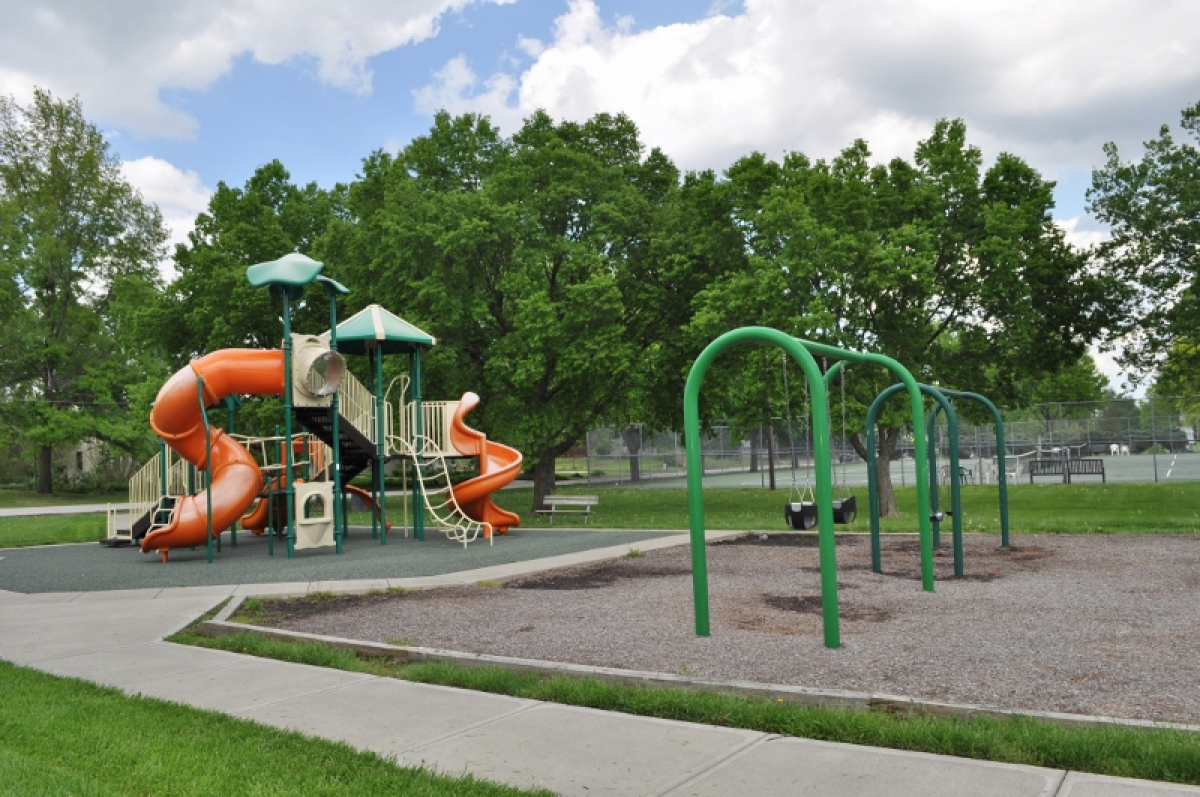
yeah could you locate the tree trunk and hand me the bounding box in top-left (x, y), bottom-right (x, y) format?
top-left (531, 455), bottom-right (557, 512)
top-left (875, 428), bottom-right (903, 517)
top-left (621, 424), bottom-right (642, 484)
top-left (38, 444), bottom-right (53, 494)
top-left (849, 426), bottom-right (902, 517)
top-left (748, 427), bottom-right (760, 473)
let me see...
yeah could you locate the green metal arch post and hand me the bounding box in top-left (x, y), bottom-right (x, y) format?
top-left (924, 395), bottom-right (963, 575)
top-left (866, 383), bottom-right (961, 575)
top-left (796, 338), bottom-right (935, 592)
top-left (684, 327), bottom-right (839, 648)
top-left (933, 388), bottom-right (1010, 548)
top-left (684, 327), bottom-right (936, 649)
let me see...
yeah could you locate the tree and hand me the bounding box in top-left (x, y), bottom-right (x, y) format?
top-left (687, 120), bottom-right (1116, 515)
top-left (1088, 100), bottom-right (1200, 379)
top-left (322, 111), bottom-right (680, 509)
top-left (0, 89), bottom-right (166, 492)
top-left (1016, 354), bottom-right (1109, 430)
top-left (159, 161), bottom-right (341, 363)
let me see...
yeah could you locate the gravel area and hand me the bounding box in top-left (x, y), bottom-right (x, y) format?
top-left (262, 532), bottom-right (1200, 726)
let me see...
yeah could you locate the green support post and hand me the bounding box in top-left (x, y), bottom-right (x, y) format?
top-left (412, 350), bottom-right (425, 542)
top-left (224, 395), bottom-right (239, 547)
top-left (158, 437), bottom-right (168, 497)
top-left (197, 377), bottom-right (214, 563)
top-left (374, 344), bottom-right (388, 545)
top-left (282, 295), bottom-right (296, 558)
top-left (317, 276), bottom-right (349, 555)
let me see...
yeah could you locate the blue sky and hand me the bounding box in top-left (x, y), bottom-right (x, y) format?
top-left (3, 0), bottom-right (1199, 391)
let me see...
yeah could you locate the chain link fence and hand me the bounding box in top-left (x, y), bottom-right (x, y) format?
top-left (573, 397), bottom-right (1200, 488)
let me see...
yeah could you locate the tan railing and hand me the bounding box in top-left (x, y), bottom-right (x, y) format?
top-left (338, 370), bottom-right (377, 444)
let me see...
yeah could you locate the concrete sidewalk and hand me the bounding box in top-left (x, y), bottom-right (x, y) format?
top-left (2, 560), bottom-right (1197, 795)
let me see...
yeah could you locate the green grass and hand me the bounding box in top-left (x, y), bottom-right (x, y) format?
top-left (171, 630), bottom-right (1200, 786)
top-left (0, 512), bottom-right (107, 548)
top-left (0, 488), bottom-right (126, 508)
top-left (9, 481), bottom-right (1200, 549)
top-left (0, 660), bottom-right (549, 796)
top-left (464, 482), bottom-right (1200, 535)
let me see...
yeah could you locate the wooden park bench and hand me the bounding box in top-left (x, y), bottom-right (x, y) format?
top-left (1066, 458), bottom-right (1106, 484)
top-left (1028, 458), bottom-right (1106, 484)
top-left (536, 494), bottom-right (599, 524)
top-left (1028, 459), bottom-right (1067, 483)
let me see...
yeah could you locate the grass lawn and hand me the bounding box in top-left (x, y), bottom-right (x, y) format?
top-left (459, 481), bottom-right (1200, 535)
top-left (0, 487), bottom-right (126, 508)
top-left (6, 481), bottom-right (1200, 549)
top-left (0, 513), bottom-right (107, 548)
top-left (171, 629), bottom-right (1200, 787)
top-left (0, 660), bottom-right (548, 796)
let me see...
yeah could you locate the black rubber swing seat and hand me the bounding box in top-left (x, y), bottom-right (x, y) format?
top-left (786, 496), bottom-right (858, 528)
top-left (785, 502), bottom-right (818, 530)
top-left (832, 495), bottom-right (857, 524)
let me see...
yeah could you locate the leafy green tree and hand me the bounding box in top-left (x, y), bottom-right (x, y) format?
top-left (0, 89), bottom-right (166, 492)
top-left (160, 160), bottom-right (342, 363)
top-left (322, 111), bottom-right (679, 508)
top-left (1010, 354), bottom-right (1109, 430)
top-left (1088, 100), bottom-right (1200, 379)
top-left (687, 120), bottom-right (1116, 514)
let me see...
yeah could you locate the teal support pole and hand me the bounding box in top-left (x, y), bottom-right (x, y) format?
top-left (375, 344), bottom-right (388, 545)
top-left (158, 437), bottom-right (168, 497)
top-left (197, 377), bottom-right (214, 563)
top-left (282, 295), bottom-right (296, 558)
top-left (368, 348), bottom-right (380, 541)
top-left (412, 350), bottom-right (425, 542)
top-left (685, 327), bottom-right (840, 648)
top-left (319, 279), bottom-right (347, 554)
top-left (224, 396), bottom-right (238, 547)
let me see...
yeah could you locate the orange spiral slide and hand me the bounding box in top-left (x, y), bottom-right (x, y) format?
top-left (142, 350), bottom-right (284, 562)
top-left (448, 392), bottom-right (522, 534)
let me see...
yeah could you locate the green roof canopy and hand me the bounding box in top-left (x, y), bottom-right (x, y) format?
top-left (247, 252), bottom-right (324, 300)
top-left (325, 304), bottom-right (436, 355)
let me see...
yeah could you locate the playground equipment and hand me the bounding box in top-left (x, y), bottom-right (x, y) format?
top-left (113, 253), bottom-right (522, 561)
top-left (781, 357), bottom-right (857, 529)
top-left (138, 346), bottom-right (341, 561)
top-left (685, 327), bottom-right (934, 650)
top-left (865, 384), bottom-right (1011, 578)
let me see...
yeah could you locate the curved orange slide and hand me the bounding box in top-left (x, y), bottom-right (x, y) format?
top-left (448, 392), bottom-right (522, 534)
top-left (142, 350), bottom-right (284, 562)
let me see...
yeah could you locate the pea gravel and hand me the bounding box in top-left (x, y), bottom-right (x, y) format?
top-left (264, 532), bottom-right (1200, 726)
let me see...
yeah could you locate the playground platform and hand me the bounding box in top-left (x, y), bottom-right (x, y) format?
top-left (2, 530), bottom-right (1197, 795)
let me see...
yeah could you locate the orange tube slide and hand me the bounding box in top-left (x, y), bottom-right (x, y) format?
top-left (141, 349), bottom-right (284, 561)
top-left (448, 392), bottom-right (522, 534)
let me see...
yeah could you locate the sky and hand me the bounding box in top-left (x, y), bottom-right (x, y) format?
top-left (3, 0), bottom-right (1199, 392)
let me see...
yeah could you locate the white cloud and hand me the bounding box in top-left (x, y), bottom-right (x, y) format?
top-left (418, 0), bottom-right (1200, 178)
top-left (121, 157), bottom-right (213, 281)
top-left (414, 55), bottom-right (523, 130)
top-left (1056, 215), bottom-right (1110, 251)
top-left (0, 0), bottom-right (508, 139)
